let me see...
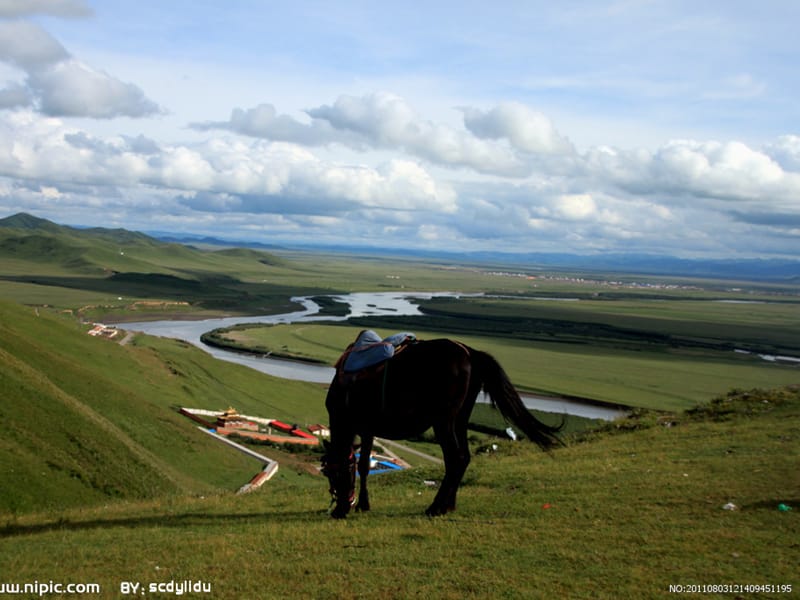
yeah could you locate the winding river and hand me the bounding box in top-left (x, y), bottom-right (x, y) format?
top-left (119, 292), bottom-right (627, 421)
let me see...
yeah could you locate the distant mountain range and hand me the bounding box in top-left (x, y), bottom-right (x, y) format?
top-left (146, 230), bottom-right (286, 251)
top-left (2, 212), bottom-right (798, 281)
top-left (150, 226), bottom-right (800, 282)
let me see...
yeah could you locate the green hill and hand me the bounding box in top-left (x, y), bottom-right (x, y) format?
top-left (0, 212), bottom-right (64, 232)
top-left (0, 212), bottom-right (286, 278)
top-left (0, 299), bottom-right (328, 515)
top-left (0, 212), bottom-right (188, 275)
top-left (0, 212), bottom-right (303, 316)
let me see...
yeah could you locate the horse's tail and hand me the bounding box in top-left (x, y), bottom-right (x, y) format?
top-left (472, 349), bottom-right (564, 451)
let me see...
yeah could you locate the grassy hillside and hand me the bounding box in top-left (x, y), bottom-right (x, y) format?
top-left (0, 213), bottom-right (306, 317)
top-left (0, 386), bottom-right (796, 598)
top-left (0, 299), bottom-right (329, 515)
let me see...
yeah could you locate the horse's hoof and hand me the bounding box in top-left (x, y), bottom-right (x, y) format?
top-left (355, 503), bottom-right (370, 512)
top-left (425, 505), bottom-right (446, 517)
top-left (330, 507), bottom-right (349, 519)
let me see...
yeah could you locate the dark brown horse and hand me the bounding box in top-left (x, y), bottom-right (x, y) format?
top-left (321, 337), bottom-right (562, 518)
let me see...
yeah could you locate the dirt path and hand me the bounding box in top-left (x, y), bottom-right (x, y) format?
top-left (118, 330), bottom-right (135, 346)
top-left (375, 437), bottom-right (443, 465)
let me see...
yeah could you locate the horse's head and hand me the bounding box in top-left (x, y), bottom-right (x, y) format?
top-left (320, 444), bottom-right (356, 518)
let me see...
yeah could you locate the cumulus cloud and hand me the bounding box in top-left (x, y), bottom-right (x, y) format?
top-left (582, 139), bottom-right (800, 211)
top-left (307, 93), bottom-right (532, 176)
top-left (65, 130), bottom-right (160, 156)
top-left (29, 59), bottom-right (162, 118)
top-left (0, 112), bottom-right (457, 217)
top-left (0, 82), bottom-right (31, 108)
top-left (0, 20), bottom-right (69, 69)
top-left (192, 103), bottom-right (345, 146)
top-left (461, 102), bottom-right (574, 155)
top-left (651, 140), bottom-right (785, 194)
top-left (8, 89), bottom-right (800, 256)
top-left (0, 18), bottom-right (161, 118)
top-left (554, 193), bottom-right (597, 221)
top-left (0, 0), bottom-right (92, 18)
top-left (764, 135), bottom-right (800, 172)
top-left (195, 92), bottom-right (530, 176)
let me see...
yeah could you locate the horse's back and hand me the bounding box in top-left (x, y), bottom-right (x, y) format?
top-left (389, 338), bottom-right (471, 381)
top-left (332, 338), bottom-right (475, 438)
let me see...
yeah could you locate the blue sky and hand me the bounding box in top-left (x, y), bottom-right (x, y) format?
top-left (1, 0), bottom-right (798, 258)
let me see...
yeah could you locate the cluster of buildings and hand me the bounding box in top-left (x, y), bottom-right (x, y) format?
top-left (179, 406), bottom-right (329, 447)
top-left (179, 406), bottom-right (407, 494)
top-left (87, 323), bottom-right (119, 338)
top-left (179, 406), bottom-right (331, 493)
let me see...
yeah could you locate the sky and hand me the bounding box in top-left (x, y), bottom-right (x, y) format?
top-left (0, 0), bottom-right (799, 259)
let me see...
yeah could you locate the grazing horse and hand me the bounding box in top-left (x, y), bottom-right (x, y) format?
top-left (321, 336), bottom-right (562, 518)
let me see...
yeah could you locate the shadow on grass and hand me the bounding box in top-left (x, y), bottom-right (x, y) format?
top-left (741, 498), bottom-right (798, 512)
top-left (0, 508), bottom-right (330, 539)
top-left (0, 505), bottom-right (502, 538)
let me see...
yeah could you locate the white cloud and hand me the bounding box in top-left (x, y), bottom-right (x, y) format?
top-left (647, 140), bottom-right (796, 206)
top-left (554, 193), bottom-right (597, 221)
top-left (461, 102), bottom-right (574, 155)
top-left (192, 103), bottom-right (345, 146)
top-left (0, 17), bottom-right (161, 119)
top-left (308, 93), bottom-right (530, 176)
top-left (5, 94), bottom-right (800, 257)
top-left (197, 93), bottom-right (530, 176)
top-left (0, 82), bottom-right (30, 108)
top-left (0, 20), bottom-right (68, 69)
top-left (581, 139), bottom-right (800, 212)
top-left (1, 3), bottom-right (799, 258)
top-left (0, 0), bottom-right (92, 18)
top-left (29, 59), bottom-right (162, 118)
top-left (39, 184), bottom-right (61, 198)
top-left (0, 112), bottom-right (456, 218)
top-left (374, 159), bottom-right (457, 212)
top-left (764, 135), bottom-right (800, 172)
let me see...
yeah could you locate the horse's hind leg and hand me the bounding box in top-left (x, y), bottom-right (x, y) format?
top-left (355, 434), bottom-right (373, 512)
top-left (427, 422), bottom-right (470, 517)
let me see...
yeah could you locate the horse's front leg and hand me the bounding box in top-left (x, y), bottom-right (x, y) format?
top-left (355, 434), bottom-right (373, 512)
top-left (325, 424), bottom-right (357, 519)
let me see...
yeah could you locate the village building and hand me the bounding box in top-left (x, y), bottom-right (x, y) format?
top-left (215, 407), bottom-right (259, 431)
top-left (87, 323), bottom-right (119, 338)
top-left (308, 424), bottom-right (330, 439)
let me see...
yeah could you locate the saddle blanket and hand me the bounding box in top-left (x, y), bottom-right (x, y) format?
top-left (342, 330), bottom-right (416, 373)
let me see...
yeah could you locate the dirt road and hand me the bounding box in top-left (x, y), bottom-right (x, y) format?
top-left (375, 437), bottom-right (443, 465)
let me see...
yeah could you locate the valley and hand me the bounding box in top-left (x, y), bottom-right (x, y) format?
top-left (0, 212), bottom-right (797, 597)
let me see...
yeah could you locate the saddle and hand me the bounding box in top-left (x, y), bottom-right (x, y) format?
top-left (335, 329), bottom-right (416, 385)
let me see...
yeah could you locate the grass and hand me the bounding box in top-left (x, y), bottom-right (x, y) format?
top-left (2, 216), bottom-right (799, 596)
top-left (0, 387), bottom-right (797, 598)
top-left (0, 299), bottom-right (329, 515)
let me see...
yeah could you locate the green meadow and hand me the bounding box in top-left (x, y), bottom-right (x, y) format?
top-left (1, 381), bottom-right (797, 598)
top-left (1, 214), bottom-right (798, 597)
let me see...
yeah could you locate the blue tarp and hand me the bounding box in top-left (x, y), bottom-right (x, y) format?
top-left (354, 452), bottom-right (406, 475)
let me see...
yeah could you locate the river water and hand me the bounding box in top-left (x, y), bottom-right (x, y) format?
top-left (119, 292), bottom-right (626, 421)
